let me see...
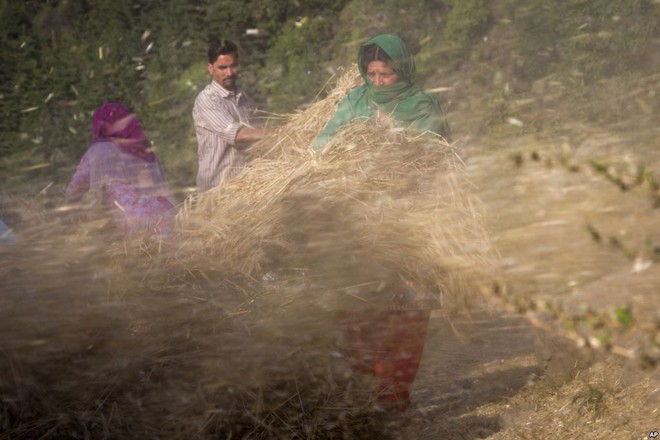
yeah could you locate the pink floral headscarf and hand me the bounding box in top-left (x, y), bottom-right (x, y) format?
top-left (91, 103), bottom-right (155, 162)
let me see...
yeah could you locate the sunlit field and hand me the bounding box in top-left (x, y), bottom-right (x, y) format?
top-left (2, 1), bottom-right (659, 436)
top-left (2, 67), bottom-right (658, 439)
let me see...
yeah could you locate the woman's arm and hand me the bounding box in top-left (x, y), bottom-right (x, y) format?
top-left (409, 94), bottom-right (451, 141)
top-left (312, 91), bottom-right (361, 150)
top-left (64, 152), bottom-right (91, 203)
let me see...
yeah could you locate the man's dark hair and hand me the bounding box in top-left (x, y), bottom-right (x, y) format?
top-left (359, 44), bottom-right (394, 73)
top-left (207, 38), bottom-right (238, 64)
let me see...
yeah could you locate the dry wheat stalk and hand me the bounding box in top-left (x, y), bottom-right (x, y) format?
top-left (175, 66), bottom-right (496, 311)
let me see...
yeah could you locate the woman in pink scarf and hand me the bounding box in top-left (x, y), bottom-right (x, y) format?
top-left (65, 103), bottom-right (176, 236)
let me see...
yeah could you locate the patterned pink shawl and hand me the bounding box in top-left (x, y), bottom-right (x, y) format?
top-left (92, 103), bottom-right (156, 162)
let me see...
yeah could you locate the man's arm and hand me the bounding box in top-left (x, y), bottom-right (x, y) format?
top-left (234, 126), bottom-right (279, 144)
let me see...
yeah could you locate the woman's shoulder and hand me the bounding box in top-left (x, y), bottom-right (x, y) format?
top-left (412, 87), bottom-right (440, 102)
top-left (83, 141), bottom-right (122, 161)
top-left (346, 85), bottom-right (368, 100)
top-left (407, 88), bottom-right (445, 113)
top-left (339, 86), bottom-right (369, 111)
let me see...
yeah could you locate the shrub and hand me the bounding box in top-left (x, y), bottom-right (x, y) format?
top-left (443, 0), bottom-right (492, 57)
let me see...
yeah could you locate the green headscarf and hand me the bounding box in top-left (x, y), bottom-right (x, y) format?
top-left (358, 34), bottom-right (440, 126)
top-left (358, 34), bottom-right (418, 106)
top-left (313, 34), bottom-right (449, 149)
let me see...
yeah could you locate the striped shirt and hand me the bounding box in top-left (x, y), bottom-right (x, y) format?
top-left (192, 80), bottom-right (257, 192)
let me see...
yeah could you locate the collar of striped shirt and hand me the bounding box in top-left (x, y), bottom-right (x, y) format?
top-left (210, 80), bottom-right (243, 99)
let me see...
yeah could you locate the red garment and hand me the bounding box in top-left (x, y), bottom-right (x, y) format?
top-left (338, 309), bottom-right (431, 410)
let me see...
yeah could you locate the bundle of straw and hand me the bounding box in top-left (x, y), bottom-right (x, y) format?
top-left (176, 66), bottom-right (495, 312)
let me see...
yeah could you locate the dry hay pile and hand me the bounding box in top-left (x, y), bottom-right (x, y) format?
top-left (176, 66), bottom-right (496, 313)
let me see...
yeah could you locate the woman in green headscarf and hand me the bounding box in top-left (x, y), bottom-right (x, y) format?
top-left (313, 34), bottom-right (450, 149)
top-left (315, 34), bottom-right (449, 411)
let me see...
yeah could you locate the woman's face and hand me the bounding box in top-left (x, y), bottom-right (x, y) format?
top-left (366, 60), bottom-right (399, 86)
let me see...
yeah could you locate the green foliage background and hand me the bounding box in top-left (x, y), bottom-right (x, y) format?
top-left (0, 0), bottom-right (658, 189)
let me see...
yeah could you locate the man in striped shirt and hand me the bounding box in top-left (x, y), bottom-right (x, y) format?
top-left (193, 38), bottom-right (276, 192)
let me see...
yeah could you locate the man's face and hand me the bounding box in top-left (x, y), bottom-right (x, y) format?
top-left (208, 53), bottom-right (239, 91)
